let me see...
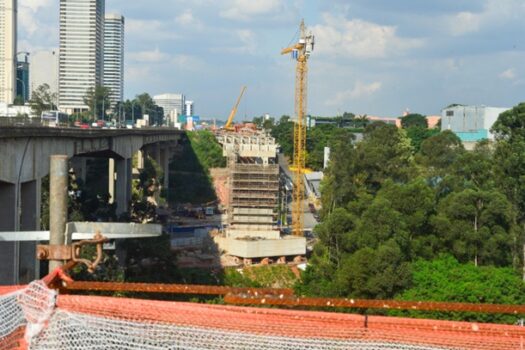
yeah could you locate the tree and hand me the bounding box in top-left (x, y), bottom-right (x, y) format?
top-left (270, 115), bottom-right (294, 158)
top-left (406, 127), bottom-right (439, 153)
top-left (13, 95), bottom-right (24, 106)
top-left (356, 122), bottom-right (414, 192)
top-left (83, 85), bottom-right (112, 120)
top-left (394, 255), bottom-right (525, 323)
top-left (490, 103), bottom-right (525, 270)
top-left (29, 83), bottom-right (57, 116)
top-left (431, 188), bottom-right (513, 267)
top-left (400, 113), bottom-right (427, 129)
top-left (134, 93), bottom-right (164, 125)
top-left (416, 130), bottom-right (464, 177)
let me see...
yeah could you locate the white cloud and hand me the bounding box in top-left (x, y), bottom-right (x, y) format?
top-left (220, 0), bottom-right (284, 21)
top-left (175, 9), bottom-right (203, 29)
top-left (125, 65), bottom-right (152, 83)
top-left (312, 13), bottom-right (423, 59)
top-left (448, 11), bottom-right (482, 36)
top-left (127, 19), bottom-right (180, 41)
top-left (128, 48), bottom-right (170, 62)
top-left (18, 0), bottom-right (57, 44)
top-left (210, 29), bottom-right (257, 55)
top-left (326, 81), bottom-right (382, 106)
top-left (499, 68), bottom-right (516, 80)
top-left (444, 0), bottom-right (525, 36)
top-left (171, 54), bottom-right (206, 70)
top-left (20, 0), bottom-right (53, 12)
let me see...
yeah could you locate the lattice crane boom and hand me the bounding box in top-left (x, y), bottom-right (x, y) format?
top-left (281, 20), bottom-right (314, 237)
top-left (224, 86), bottom-right (247, 131)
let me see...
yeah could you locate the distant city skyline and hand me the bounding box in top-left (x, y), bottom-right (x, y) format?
top-left (17, 0), bottom-right (525, 119)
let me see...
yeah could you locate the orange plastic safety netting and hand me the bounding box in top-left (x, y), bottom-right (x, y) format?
top-left (2, 281), bottom-right (525, 350)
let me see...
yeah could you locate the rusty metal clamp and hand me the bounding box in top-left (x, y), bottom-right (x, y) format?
top-left (37, 231), bottom-right (109, 273)
top-left (72, 231), bottom-right (109, 273)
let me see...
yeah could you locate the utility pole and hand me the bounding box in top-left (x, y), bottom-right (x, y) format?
top-left (49, 155), bottom-right (68, 271)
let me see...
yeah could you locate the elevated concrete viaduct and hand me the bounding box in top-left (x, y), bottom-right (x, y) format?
top-left (0, 127), bottom-right (183, 285)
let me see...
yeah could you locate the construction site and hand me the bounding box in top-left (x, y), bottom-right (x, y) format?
top-left (3, 18), bottom-right (525, 350)
top-left (214, 131), bottom-right (306, 265)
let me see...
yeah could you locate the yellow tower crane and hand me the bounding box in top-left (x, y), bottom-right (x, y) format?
top-left (224, 86), bottom-right (247, 131)
top-left (281, 20), bottom-right (315, 237)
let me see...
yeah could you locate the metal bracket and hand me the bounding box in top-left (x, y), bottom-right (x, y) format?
top-left (37, 231), bottom-right (109, 273)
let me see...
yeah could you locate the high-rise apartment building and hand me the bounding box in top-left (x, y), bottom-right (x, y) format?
top-left (103, 14), bottom-right (124, 109)
top-left (59, 0), bottom-right (105, 113)
top-left (0, 0), bottom-right (17, 105)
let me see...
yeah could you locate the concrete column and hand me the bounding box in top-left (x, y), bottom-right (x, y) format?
top-left (160, 147), bottom-right (170, 190)
top-left (0, 181), bottom-right (16, 285)
top-left (19, 179), bottom-right (40, 283)
top-left (49, 155), bottom-right (68, 272)
top-left (108, 158), bottom-right (115, 204)
top-left (115, 158), bottom-right (132, 215)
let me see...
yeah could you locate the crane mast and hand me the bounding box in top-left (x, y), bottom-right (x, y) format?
top-left (281, 20), bottom-right (314, 237)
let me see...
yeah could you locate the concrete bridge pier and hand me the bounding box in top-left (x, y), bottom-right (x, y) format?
top-left (0, 178), bottom-right (41, 285)
top-left (160, 146), bottom-right (170, 190)
top-left (19, 179), bottom-right (41, 283)
top-left (115, 157), bottom-right (132, 215)
top-left (0, 181), bottom-right (17, 285)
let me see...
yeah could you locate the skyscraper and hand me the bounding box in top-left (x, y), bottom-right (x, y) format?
top-left (59, 0), bottom-right (104, 113)
top-left (0, 0), bottom-right (17, 105)
top-left (103, 14), bottom-right (124, 109)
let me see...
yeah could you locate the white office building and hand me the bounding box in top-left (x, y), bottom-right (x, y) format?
top-left (153, 93), bottom-right (185, 117)
top-left (59, 0), bottom-right (105, 113)
top-left (0, 0), bottom-right (16, 105)
top-left (103, 13), bottom-right (124, 109)
top-left (441, 105), bottom-right (510, 142)
top-left (30, 50), bottom-right (59, 99)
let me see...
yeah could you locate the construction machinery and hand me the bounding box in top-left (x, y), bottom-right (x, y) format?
top-left (224, 86), bottom-right (247, 131)
top-left (281, 20), bottom-right (314, 237)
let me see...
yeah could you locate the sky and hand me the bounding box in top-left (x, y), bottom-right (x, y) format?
top-left (17, 0), bottom-right (525, 120)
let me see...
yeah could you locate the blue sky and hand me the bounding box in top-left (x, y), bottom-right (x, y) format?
top-left (18, 0), bottom-right (525, 120)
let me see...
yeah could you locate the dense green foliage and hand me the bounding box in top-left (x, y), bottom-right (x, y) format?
top-left (169, 130), bottom-right (225, 204)
top-left (269, 113), bottom-right (438, 171)
top-left (298, 104), bottom-right (525, 322)
top-left (400, 113), bottom-right (428, 129)
top-left (392, 255), bottom-right (525, 323)
top-left (270, 115), bottom-right (357, 171)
